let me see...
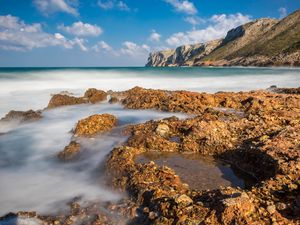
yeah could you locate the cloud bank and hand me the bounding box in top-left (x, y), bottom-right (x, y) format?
top-left (0, 15), bottom-right (87, 51)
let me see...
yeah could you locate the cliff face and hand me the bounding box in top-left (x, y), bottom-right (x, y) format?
top-left (146, 40), bottom-right (221, 67)
top-left (146, 9), bottom-right (300, 67)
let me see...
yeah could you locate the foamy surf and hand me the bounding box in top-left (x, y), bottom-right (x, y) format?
top-left (0, 67), bottom-right (299, 117)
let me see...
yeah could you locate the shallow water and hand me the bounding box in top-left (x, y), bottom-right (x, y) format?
top-left (136, 152), bottom-right (256, 190)
top-left (0, 67), bottom-right (300, 117)
top-left (0, 102), bottom-right (186, 215)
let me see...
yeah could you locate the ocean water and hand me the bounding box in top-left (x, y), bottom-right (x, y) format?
top-left (0, 67), bottom-right (299, 117)
top-left (0, 67), bottom-right (299, 216)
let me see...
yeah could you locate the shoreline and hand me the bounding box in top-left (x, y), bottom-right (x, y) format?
top-left (0, 86), bottom-right (299, 224)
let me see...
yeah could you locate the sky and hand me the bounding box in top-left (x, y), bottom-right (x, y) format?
top-left (0, 0), bottom-right (299, 67)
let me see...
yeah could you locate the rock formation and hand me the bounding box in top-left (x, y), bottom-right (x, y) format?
top-left (47, 88), bottom-right (107, 109)
top-left (146, 9), bottom-right (300, 67)
top-left (0, 110), bottom-right (42, 123)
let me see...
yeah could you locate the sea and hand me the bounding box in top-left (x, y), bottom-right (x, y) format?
top-left (0, 67), bottom-right (299, 216)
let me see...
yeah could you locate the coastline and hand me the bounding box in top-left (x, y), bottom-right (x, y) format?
top-left (0, 86), bottom-right (299, 224)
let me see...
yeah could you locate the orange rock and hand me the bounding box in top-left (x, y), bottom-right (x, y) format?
top-left (74, 114), bottom-right (117, 137)
top-left (84, 88), bottom-right (107, 104)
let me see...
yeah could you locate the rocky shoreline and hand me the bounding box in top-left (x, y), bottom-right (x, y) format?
top-left (0, 86), bottom-right (299, 224)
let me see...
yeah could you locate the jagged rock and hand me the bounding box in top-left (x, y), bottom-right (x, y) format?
top-left (58, 141), bottom-right (81, 160)
top-left (0, 110), bottom-right (42, 123)
top-left (74, 114), bottom-right (117, 137)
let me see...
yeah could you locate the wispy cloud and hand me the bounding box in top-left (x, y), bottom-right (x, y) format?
top-left (184, 16), bottom-right (205, 26)
top-left (0, 15), bottom-right (86, 51)
top-left (164, 0), bottom-right (197, 15)
top-left (91, 40), bottom-right (150, 58)
top-left (120, 41), bottom-right (150, 56)
top-left (98, 0), bottom-right (130, 11)
top-left (278, 7), bottom-right (287, 19)
top-left (33, 0), bottom-right (79, 16)
top-left (92, 41), bottom-right (114, 53)
top-left (58, 22), bottom-right (103, 37)
top-left (166, 13), bottom-right (251, 46)
top-left (149, 30), bottom-right (161, 42)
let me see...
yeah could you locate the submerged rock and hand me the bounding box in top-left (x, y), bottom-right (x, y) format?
top-left (0, 110), bottom-right (42, 123)
top-left (74, 114), bottom-right (117, 137)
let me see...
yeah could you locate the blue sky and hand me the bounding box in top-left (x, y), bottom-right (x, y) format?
top-left (0, 0), bottom-right (299, 67)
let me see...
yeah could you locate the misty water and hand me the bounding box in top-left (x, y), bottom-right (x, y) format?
top-left (0, 67), bottom-right (299, 216)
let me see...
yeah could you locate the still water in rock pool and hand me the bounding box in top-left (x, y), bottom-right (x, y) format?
top-left (136, 152), bottom-right (256, 190)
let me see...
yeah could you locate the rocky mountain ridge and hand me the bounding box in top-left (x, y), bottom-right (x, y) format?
top-left (146, 9), bottom-right (300, 67)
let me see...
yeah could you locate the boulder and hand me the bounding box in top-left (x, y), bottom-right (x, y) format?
top-left (58, 141), bottom-right (81, 160)
top-left (84, 88), bottom-right (107, 103)
top-left (74, 114), bottom-right (117, 137)
top-left (47, 88), bottom-right (107, 109)
top-left (47, 94), bottom-right (86, 109)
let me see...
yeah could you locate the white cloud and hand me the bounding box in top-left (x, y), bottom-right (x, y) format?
top-left (98, 0), bottom-right (130, 11)
top-left (71, 38), bottom-right (88, 51)
top-left (92, 41), bottom-right (113, 52)
top-left (58, 22), bottom-right (102, 37)
top-left (278, 7), bottom-right (287, 19)
top-left (149, 30), bottom-right (161, 42)
top-left (166, 13), bottom-right (251, 46)
top-left (120, 41), bottom-right (150, 56)
top-left (0, 15), bottom-right (87, 51)
top-left (184, 16), bottom-right (205, 26)
top-left (164, 0), bottom-right (197, 15)
top-left (33, 0), bottom-right (78, 16)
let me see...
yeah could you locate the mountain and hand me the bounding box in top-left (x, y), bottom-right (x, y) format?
top-left (146, 9), bottom-right (300, 67)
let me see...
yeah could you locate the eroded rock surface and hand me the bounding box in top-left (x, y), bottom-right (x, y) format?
top-left (74, 114), bottom-right (117, 137)
top-left (57, 114), bottom-right (117, 160)
top-left (47, 88), bottom-right (107, 108)
top-left (84, 88), bottom-right (107, 104)
top-left (106, 87), bottom-right (300, 224)
top-left (2, 87), bottom-right (300, 225)
top-left (0, 110), bottom-right (42, 123)
top-left (58, 141), bottom-right (81, 160)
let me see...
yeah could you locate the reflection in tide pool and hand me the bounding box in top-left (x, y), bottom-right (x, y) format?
top-left (136, 152), bottom-right (256, 190)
